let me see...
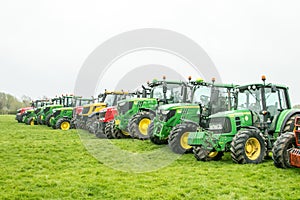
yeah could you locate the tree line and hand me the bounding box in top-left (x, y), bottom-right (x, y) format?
top-left (0, 92), bottom-right (32, 114)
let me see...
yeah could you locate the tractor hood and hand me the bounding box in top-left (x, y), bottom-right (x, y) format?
top-left (158, 103), bottom-right (199, 111)
top-left (209, 109), bottom-right (252, 119)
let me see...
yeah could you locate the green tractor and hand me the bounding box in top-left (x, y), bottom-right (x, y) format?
top-left (149, 79), bottom-right (236, 154)
top-left (188, 76), bottom-right (300, 164)
top-left (106, 77), bottom-right (191, 139)
top-left (22, 100), bottom-right (51, 125)
top-left (49, 96), bottom-right (87, 130)
top-left (38, 95), bottom-right (74, 126)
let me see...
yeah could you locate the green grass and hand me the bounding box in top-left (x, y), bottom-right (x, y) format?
top-left (0, 115), bottom-right (299, 199)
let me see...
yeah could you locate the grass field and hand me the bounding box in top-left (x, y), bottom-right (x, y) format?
top-left (0, 115), bottom-right (299, 199)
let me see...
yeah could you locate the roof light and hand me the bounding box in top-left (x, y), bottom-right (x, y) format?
top-left (262, 75), bottom-right (266, 81)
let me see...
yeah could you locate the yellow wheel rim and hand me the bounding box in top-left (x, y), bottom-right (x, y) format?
top-left (122, 131), bottom-right (130, 136)
top-left (208, 151), bottom-right (218, 158)
top-left (245, 137), bottom-right (261, 160)
top-left (138, 118), bottom-right (151, 136)
top-left (30, 120), bottom-right (34, 126)
top-left (180, 132), bottom-right (191, 150)
top-left (61, 121), bottom-right (70, 130)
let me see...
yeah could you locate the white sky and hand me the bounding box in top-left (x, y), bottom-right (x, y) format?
top-left (1, 0), bottom-right (300, 104)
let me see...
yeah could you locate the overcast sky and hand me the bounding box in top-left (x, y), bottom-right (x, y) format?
top-left (1, 0), bottom-right (300, 105)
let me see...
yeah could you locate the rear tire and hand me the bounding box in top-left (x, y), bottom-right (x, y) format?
top-left (272, 132), bottom-right (296, 168)
top-left (56, 118), bottom-right (71, 131)
top-left (168, 122), bottom-right (199, 154)
top-left (230, 129), bottom-right (266, 164)
top-left (283, 114), bottom-right (300, 133)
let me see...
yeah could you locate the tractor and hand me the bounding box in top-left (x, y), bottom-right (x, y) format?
top-left (106, 76), bottom-right (191, 139)
top-left (85, 91), bottom-right (137, 133)
top-left (87, 91), bottom-right (142, 135)
top-left (93, 90), bottom-right (146, 138)
top-left (38, 95), bottom-right (74, 126)
top-left (272, 116), bottom-right (300, 168)
top-left (73, 90), bottom-right (123, 130)
top-left (188, 76), bottom-right (300, 164)
top-left (149, 78), bottom-right (236, 154)
top-left (48, 96), bottom-right (87, 130)
top-left (16, 106), bottom-right (33, 123)
top-left (23, 100), bottom-right (51, 125)
top-left (71, 97), bottom-right (96, 129)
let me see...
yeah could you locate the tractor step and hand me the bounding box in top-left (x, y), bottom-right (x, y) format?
top-left (289, 148), bottom-right (300, 168)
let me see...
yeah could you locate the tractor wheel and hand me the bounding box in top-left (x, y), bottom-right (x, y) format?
top-left (168, 122), bottom-right (199, 154)
top-left (128, 111), bottom-right (154, 139)
top-left (104, 121), bottom-right (114, 139)
top-left (45, 114), bottom-right (53, 127)
top-left (283, 114), bottom-right (300, 133)
top-left (272, 132), bottom-right (296, 168)
top-left (86, 116), bottom-right (97, 133)
top-left (230, 129), bottom-right (267, 164)
top-left (56, 118), bottom-right (71, 131)
top-left (95, 122), bottom-right (106, 138)
top-left (193, 147), bottom-right (224, 161)
top-left (27, 117), bottom-right (35, 126)
top-left (149, 122), bottom-right (168, 145)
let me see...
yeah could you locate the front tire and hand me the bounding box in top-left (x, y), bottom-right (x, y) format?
top-left (230, 129), bottom-right (267, 164)
top-left (56, 118), bottom-right (71, 131)
top-left (272, 132), bottom-right (296, 168)
top-left (168, 122), bottom-right (199, 154)
top-left (193, 147), bottom-right (224, 161)
top-left (45, 114), bottom-right (53, 127)
top-left (149, 122), bottom-right (167, 145)
top-left (128, 111), bottom-right (154, 139)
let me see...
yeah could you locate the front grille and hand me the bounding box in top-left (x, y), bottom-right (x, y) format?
top-left (44, 107), bottom-right (50, 113)
top-left (34, 108), bottom-right (41, 114)
top-left (235, 117), bottom-right (241, 131)
top-left (82, 107), bottom-right (90, 114)
top-left (53, 110), bottom-right (61, 118)
top-left (118, 101), bottom-right (133, 114)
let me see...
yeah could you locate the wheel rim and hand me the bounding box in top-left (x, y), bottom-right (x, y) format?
top-left (30, 120), bottom-right (34, 126)
top-left (245, 137), bottom-right (261, 160)
top-left (122, 131), bottom-right (130, 136)
top-left (208, 151), bottom-right (218, 158)
top-left (61, 121), bottom-right (70, 130)
top-left (180, 132), bottom-right (192, 150)
top-left (138, 118), bottom-right (151, 135)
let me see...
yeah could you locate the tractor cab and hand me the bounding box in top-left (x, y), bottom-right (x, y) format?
top-left (235, 77), bottom-right (291, 135)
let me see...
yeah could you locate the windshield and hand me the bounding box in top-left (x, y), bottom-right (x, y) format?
top-left (152, 83), bottom-right (184, 103)
top-left (104, 94), bottom-right (116, 107)
top-left (192, 86), bottom-right (211, 105)
top-left (237, 85), bottom-right (288, 122)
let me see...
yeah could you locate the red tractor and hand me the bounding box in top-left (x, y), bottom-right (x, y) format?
top-left (16, 106), bottom-right (33, 123)
top-left (272, 117), bottom-right (300, 168)
top-left (94, 106), bottom-right (118, 138)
